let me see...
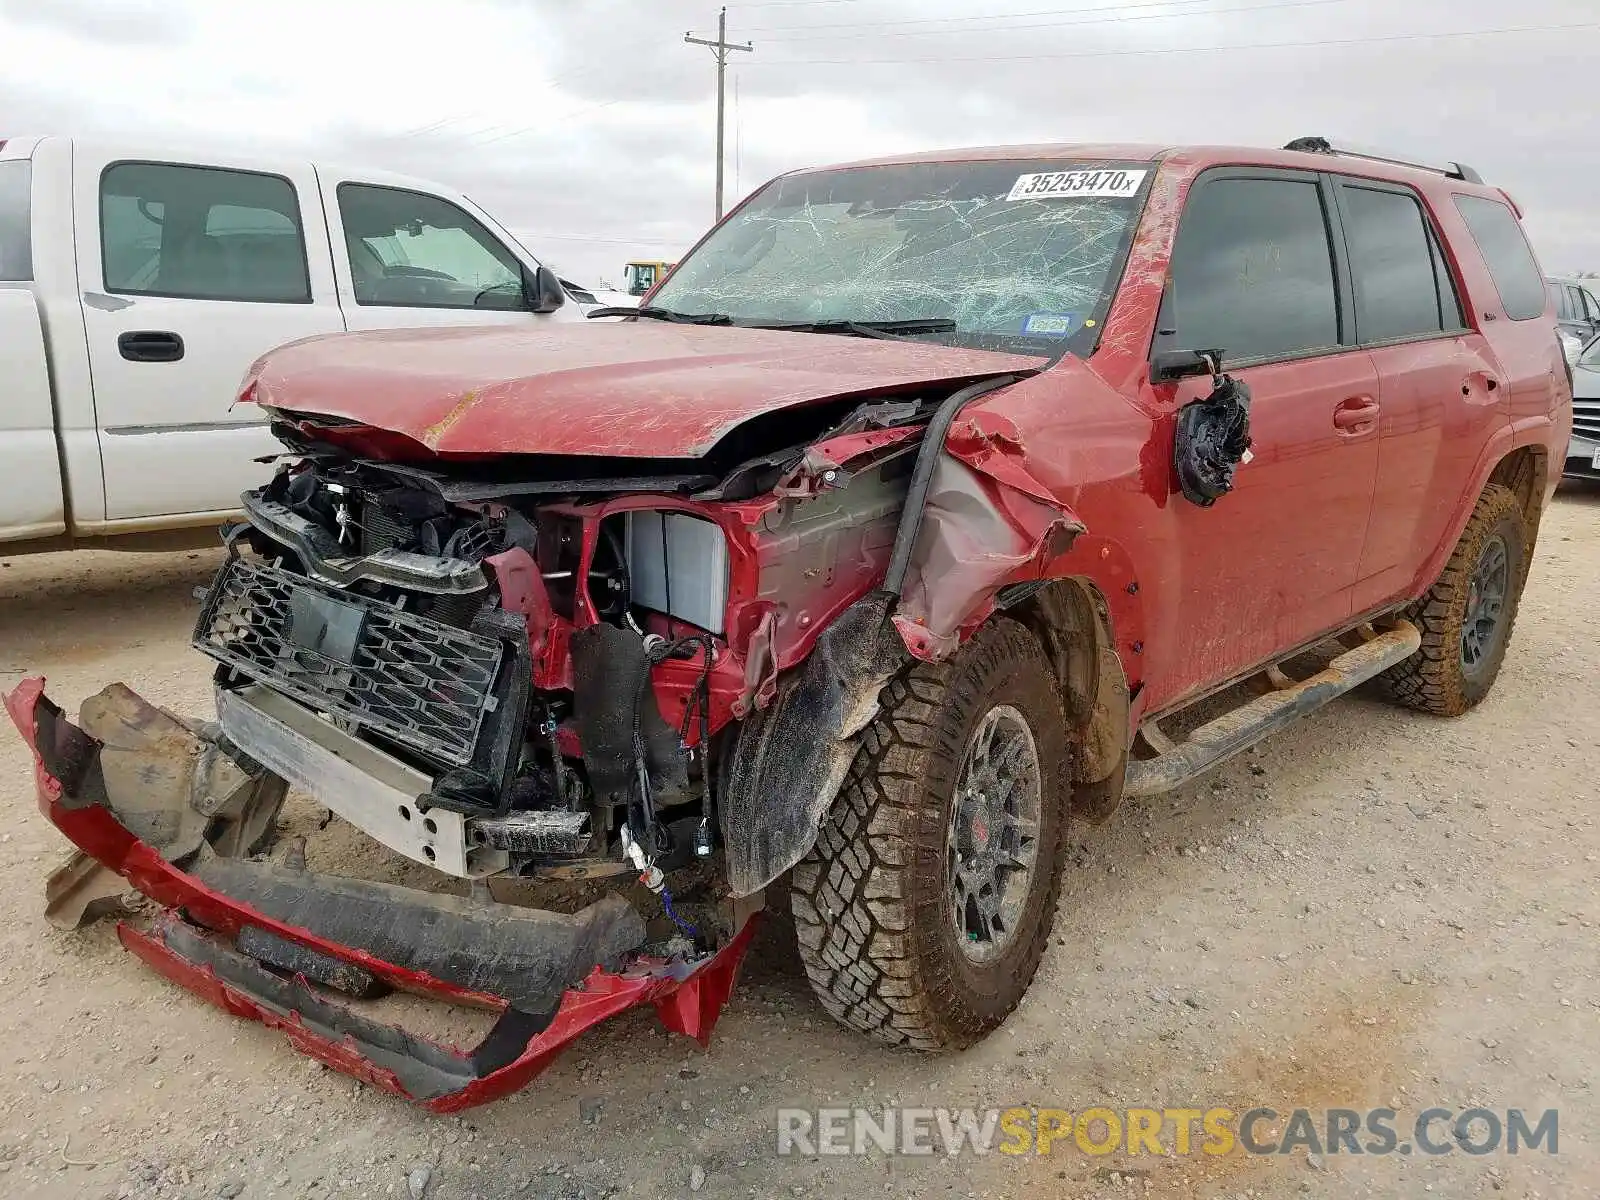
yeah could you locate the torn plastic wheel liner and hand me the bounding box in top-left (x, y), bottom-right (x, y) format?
top-left (3, 677), bottom-right (757, 1112)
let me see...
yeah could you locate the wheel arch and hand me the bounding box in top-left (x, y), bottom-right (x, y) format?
top-left (1409, 427), bottom-right (1550, 601)
top-left (1486, 444), bottom-right (1549, 587)
top-left (1000, 577), bottom-right (1130, 825)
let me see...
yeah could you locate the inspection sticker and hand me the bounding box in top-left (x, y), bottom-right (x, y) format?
top-left (1006, 169), bottom-right (1147, 201)
top-left (1022, 313), bottom-right (1081, 337)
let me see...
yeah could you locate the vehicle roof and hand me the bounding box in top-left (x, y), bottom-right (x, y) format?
top-left (793, 142), bottom-right (1503, 197)
top-left (16, 134), bottom-right (478, 201)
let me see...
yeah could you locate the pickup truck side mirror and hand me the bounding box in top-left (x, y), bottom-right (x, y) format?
top-left (524, 265), bottom-right (566, 315)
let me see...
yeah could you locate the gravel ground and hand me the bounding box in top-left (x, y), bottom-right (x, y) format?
top-left (1, 485), bottom-right (1596, 1200)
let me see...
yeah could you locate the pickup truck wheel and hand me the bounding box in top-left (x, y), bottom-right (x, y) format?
top-left (790, 618), bottom-right (1069, 1050)
top-left (1379, 483), bottom-right (1527, 716)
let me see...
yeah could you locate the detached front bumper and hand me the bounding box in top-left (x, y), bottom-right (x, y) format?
top-left (3, 677), bottom-right (754, 1112)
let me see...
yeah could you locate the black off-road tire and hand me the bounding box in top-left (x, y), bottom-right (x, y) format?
top-left (1379, 483), bottom-right (1527, 716)
top-left (790, 618), bottom-right (1070, 1050)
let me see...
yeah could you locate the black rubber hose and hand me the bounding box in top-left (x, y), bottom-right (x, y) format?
top-left (882, 374), bottom-right (1026, 598)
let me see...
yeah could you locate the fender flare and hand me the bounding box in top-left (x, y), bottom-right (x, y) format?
top-left (1407, 419), bottom-right (1553, 600)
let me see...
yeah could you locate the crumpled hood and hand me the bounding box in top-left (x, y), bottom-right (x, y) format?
top-left (245, 322), bottom-right (1039, 458)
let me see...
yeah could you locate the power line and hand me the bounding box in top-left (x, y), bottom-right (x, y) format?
top-left (756, 0), bottom-right (1353, 42)
top-left (734, 69), bottom-right (744, 198)
top-left (461, 64), bottom-right (682, 147)
top-left (532, 231), bottom-right (692, 246)
top-left (750, 19), bottom-right (1600, 66)
top-left (729, 0), bottom-right (864, 8)
top-left (397, 44), bottom-right (661, 139)
top-left (741, 0), bottom-right (1221, 34)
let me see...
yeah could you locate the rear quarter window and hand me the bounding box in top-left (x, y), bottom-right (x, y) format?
top-left (1453, 195), bottom-right (1546, 321)
top-left (0, 159), bottom-right (31, 281)
top-left (1340, 184), bottom-right (1462, 342)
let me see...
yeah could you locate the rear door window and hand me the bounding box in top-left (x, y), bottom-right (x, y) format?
top-left (1339, 183), bottom-right (1462, 343)
top-left (100, 162), bottom-right (311, 302)
top-left (1453, 195), bottom-right (1547, 321)
top-left (0, 159), bottom-right (31, 281)
top-left (1165, 174), bottom-right (1341, 363)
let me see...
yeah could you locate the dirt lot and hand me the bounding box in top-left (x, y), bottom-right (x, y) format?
top-left (1, 487), bottom-right (1596, 1200)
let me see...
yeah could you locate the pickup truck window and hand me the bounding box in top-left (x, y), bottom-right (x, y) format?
top-left (1454, 195), bottom-right (1546, 321)
top-left (1166, 175), bottom-right (1341, 364)
top-left (0, 159), bottom-right (30, 281)
top-left (100, 162), bottom-right (311, 303)
top-left (337, 184), bottom-right (525, 310)
top-left (1340, 184), bottom-right (1462, 343)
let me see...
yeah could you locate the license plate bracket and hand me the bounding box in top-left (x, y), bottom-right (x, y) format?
top-left (288, 589), bottom-right (367, 664)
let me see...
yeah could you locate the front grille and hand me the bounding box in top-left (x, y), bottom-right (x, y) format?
top-left (1573, 398), bottom-right (1600, 440)
top-left (194, 557), bottom-right (505, 768)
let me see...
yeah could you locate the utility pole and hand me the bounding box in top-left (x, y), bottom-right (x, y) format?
top-left (685, 7), bottom-right (753, 221)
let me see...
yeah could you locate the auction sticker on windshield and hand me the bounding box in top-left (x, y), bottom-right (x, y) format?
top-left (1007, 169), bottom-right (1147, 201)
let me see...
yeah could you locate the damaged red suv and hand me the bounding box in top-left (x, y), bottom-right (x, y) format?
top-left (6, 138), bottom-right (1571, 1109)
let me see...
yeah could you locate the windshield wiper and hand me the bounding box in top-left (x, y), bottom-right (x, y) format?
top-left (585, 305), bottom-right (733, 324)
top-left (752, 317), bottom-right (958, 341)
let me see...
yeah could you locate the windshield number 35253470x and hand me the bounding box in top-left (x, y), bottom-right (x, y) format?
top-left (1006, 169), bottom-right (1147, 202)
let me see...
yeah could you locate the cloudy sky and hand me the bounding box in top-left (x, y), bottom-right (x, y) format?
top-left (4, 0), bottom-right (1598, 286)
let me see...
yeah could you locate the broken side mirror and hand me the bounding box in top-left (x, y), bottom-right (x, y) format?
top-left (1169, 351), bottom-right (1253, 508)
top-left (1152, 347), bottom-right (1227, 384)
top-left (524, 265), bottom-right (567, 315)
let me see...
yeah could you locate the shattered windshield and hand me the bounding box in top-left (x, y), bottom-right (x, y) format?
top-left (651, 158), bottom-right (1152, 357)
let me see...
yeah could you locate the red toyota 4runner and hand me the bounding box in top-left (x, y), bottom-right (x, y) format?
top-left (6, 138), bottom-right (1572, 1109)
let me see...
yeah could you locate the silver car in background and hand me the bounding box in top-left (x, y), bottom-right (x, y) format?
top-left (1568, 333), bottom-right (1600, 480)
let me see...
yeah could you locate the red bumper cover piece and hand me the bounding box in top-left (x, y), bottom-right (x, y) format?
top-left (4, 677), bottom-right (755, 1111)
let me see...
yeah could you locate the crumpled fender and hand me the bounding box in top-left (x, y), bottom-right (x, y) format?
top-left (889, 413), bottom-right (1150, 741)
top-left (3, 677), bottom-right (757, 1111)
top-left (893, 406), bottom-right (1087, 661)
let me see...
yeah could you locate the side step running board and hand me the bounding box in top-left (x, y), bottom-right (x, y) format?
top-left (1123, 621), bottom-right (1421, 798)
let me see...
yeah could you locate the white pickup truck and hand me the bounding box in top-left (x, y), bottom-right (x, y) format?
top-left (0, 135), bottom-right (593, 554)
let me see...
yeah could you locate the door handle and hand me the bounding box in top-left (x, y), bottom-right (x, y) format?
top-left (117, 330), bottom-right (185, 363)
top-left (1332, 397), bottom-right (1380, 432)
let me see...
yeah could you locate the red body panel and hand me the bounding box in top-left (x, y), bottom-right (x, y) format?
top-left (3, 677), bottom-right (757, 1112)
top-left (924, 146), bottom-right (1567, 716)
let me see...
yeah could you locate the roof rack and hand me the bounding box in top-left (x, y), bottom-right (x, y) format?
top-left (1283, 136), bottom-right (1483, 185)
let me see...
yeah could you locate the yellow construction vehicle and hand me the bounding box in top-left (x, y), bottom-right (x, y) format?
top-left (623, 260), bottom-right (675, 296)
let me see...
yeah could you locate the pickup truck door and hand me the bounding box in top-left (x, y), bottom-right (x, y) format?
top-left (72, 150), bottom-right (346, 520)
top-left (318, 169), bottom-right (580, 331)
top-left (1149, 168), bottom-right (1380, 708)
top-left (0, 152), bottom-right (67, 542)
